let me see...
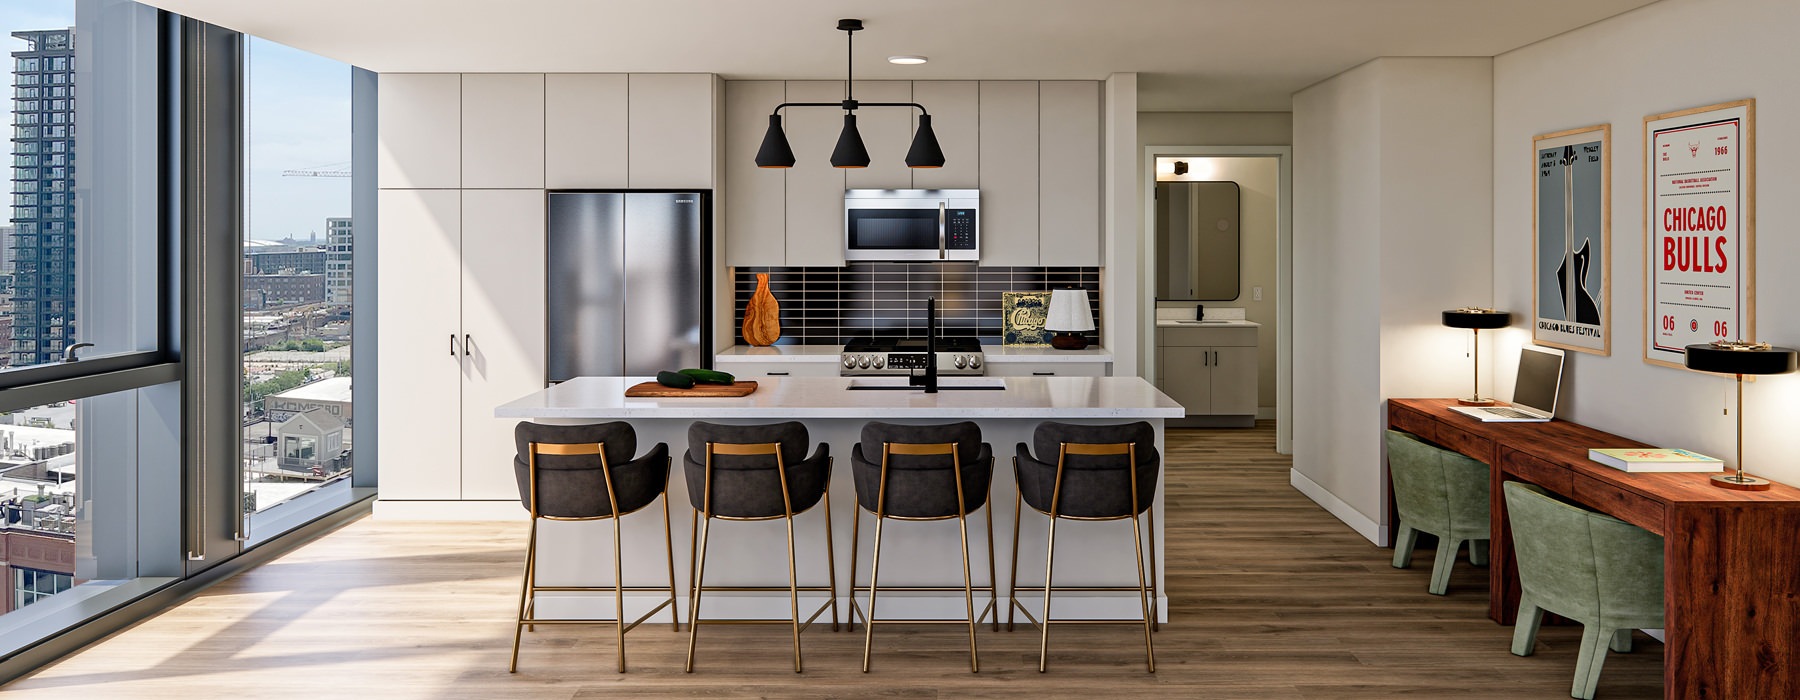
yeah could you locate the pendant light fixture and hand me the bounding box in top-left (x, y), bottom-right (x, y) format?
top-left (755, 19), bottom-right (945, 169)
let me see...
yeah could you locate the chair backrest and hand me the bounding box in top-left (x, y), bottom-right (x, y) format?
top-left (512, 421), bottom-right (653, 519)
top-left (682, 421), bottom-right (828, 518)
top-left (1016, 421), bottom-right (1160, 518)
top-left (1503, 481), bottom-right (1664, 625)
top-left (1385, 429), bottom-right (1490, 540)
top-left (852, 421), bottom-right (992, 518)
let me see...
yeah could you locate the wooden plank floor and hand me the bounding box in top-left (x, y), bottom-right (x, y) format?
top-left (4, 423), bottom-right (1662, 698)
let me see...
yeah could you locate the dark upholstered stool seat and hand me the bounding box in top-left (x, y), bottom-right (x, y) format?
top-left (682, 421), bottom-right (838, 674)
top-left (1010, 421), bottom-right (1160, 673)
top-left (509, 421), bottom-right (677, 674)
top-left (848, 421), bottom-right (997, 673)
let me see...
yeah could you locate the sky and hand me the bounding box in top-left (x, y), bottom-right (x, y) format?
top-left (1, 1), bottom-right (354, 244)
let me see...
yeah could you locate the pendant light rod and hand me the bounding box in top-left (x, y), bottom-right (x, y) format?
top-left (766, 101), bottom-right (932, 117)
top-left (754, 18), bottom-right (945, 169)
top-left (844, 19), bottom-right (855, 105)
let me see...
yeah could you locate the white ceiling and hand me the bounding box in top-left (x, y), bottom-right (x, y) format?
top-left (139, 0), bottom-right (1661, 111)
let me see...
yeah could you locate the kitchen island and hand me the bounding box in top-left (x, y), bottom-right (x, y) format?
top-left (496, 375), bottom-right (1184, 622)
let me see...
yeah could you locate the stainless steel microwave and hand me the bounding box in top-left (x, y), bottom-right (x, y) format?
top-left (844, 189), bottom-right (979, 262)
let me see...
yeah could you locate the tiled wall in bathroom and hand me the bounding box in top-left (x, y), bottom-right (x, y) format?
top-left (732, 263), bottom-right (1101, 345)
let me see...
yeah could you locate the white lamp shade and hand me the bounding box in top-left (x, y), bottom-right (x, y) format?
top-left (1044, 288), bottom-right (1095, 332)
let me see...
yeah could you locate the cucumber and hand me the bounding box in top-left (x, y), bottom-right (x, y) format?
top-left (678, 368), bottom-right (736, 385)
top-left (655, 370), bottom-right (696, 389)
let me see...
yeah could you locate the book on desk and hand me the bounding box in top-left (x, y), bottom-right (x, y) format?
top-left (1587, 447), bottom-right (1722, 472)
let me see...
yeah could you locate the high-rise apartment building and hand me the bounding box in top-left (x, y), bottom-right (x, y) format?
top-left (326, 217), bottom-right (352, 306)
top-left (9, 29), bottom-right (76, 367)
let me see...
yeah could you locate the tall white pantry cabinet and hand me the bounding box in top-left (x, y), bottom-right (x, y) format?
top-left (376, 73), bottom-right (719, 508)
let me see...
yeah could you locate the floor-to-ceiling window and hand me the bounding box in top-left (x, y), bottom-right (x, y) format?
top-left (240, 36), bottom-right (354, 521)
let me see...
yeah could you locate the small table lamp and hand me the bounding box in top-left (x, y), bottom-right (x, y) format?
top-left (1441, 307), bottom-right (1512, 406)
top-left (1045, 288), bottom-right (1095, 350)
top-left (1683, 340), bottom-right (1799, 491)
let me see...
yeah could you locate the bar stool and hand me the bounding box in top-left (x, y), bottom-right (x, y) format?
top-left (682, 421), bottom-right (838, 673)
top-left (509, 421), bottom-right (677, 674)
top-left (848, 421), bottom-right (997, 672)
top-left (1010, 421), bottom-right (1159, 673)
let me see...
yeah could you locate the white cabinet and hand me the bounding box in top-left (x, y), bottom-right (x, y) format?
top-left (378, 189), bottom-right (546, 502)
top-left (978, 81), bottom-right (1039, 266)
top-left (378, 74), bottom-right (461, 189)
top-left (628, 74), bottom-right (717, 189)
top-left (910, 81), bottom-right (980, 190)
top-left (783, 81), bottom-right (848, 267)
top-left (719, 361), bottom-right (840, 378)
top-left (1155, 326), bottom-right (1258, 422)
top-left (545, 73), bottom-right (628, 188)
top-left (1037, 81), bottom-right (1101, 266)
top-left (724, 80), bottom-right (786, 267)
top-left (461, 74), bottom-right (544, 189)
top-left (985, 361), bottom-right (1109, 377)
top-left (847, 81), bottom-right (915, 190)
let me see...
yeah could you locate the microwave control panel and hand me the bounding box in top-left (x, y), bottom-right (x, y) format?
top-left (946, 209), bottom-right (978, 250)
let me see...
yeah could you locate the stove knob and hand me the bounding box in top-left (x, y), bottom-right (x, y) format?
top-left (859, 356), bottom-right (872, 369)
top-left (969, 356), bottom-right (982, 369)
top-left (843, 357), bottom-right (856, 369)
top-left (954, 355), bottom-right (967, 369)
top-left (873, 356), bottom-right (885, 369)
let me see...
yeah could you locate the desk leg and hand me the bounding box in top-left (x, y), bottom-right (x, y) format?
top-left (1665, 505), bottom-right (1800, 700)
top-left (1490, 466), bottom-right (1520, 624)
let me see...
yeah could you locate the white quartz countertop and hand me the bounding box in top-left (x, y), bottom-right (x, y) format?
top-left (715, 344), bottom-right (1113, 364)
top-left (496, 376), bottom-right (1182, 419)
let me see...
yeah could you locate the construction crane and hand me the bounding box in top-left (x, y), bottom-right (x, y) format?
top-left (281, 162), bottom-right (352, 178)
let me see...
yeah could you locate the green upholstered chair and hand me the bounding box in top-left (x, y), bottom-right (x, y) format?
top-left (1385, 429), bottom-right (1491, 595)
top-left (1504, 481), bottom-right (1664, 700)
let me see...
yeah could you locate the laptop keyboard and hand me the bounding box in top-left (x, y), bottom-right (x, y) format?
top-left (1483, 407), bottom-right (1534, 419)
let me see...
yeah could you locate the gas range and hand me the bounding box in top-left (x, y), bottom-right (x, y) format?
top-left (840, 336), bottom-right (986, 376)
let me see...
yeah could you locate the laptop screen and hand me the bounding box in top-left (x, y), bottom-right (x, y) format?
top-left (1511, 346), bottom-right (1566, 415)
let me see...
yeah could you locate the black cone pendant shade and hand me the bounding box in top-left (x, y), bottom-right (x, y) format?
top-left (905, 114), bottom-right (945, 168)
top-left (755, 114), bottom-right (796, 168)
top-left (830, 114), bottom-right (870, 168)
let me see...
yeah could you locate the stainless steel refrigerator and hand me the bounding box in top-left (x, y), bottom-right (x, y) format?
top-left (546, 191), bottom-right (711, 382)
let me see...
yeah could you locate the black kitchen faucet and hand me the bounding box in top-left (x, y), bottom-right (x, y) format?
top-left (909, 296), bottom-right (939, 393)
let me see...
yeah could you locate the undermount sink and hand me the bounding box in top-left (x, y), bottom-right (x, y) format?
top-left (1169, 319), bottom-right (1237, 325)
top-left (845, 377), bottom-right (1008, 391)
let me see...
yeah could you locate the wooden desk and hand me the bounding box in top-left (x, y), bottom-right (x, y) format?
top-left (1388, 398), bottom-right (1800, 700)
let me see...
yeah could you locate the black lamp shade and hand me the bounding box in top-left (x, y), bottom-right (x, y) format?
top-left (830, 114), bottom-right (870, 168)
top-left (1442, 309), bottom-right (1512, 329)
top-left (905, 114), bottom-right (945, 168)
top-left (755, 114), bottom-right (796, 168)
top-left (1683, 343), bottom-right (1799, 375)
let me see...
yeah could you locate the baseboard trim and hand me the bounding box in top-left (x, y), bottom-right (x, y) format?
top-left (374, 499), bottom-right (526, 520)
top-left (1289, 468), bottom-right (1385, 546)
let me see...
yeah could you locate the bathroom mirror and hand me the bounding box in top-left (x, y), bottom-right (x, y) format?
top-left (1155, 180), bottom-right (1240, 301)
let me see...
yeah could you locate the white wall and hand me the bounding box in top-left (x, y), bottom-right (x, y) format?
top-left (1292, 57), bottom-right (1494, 543)
top-left (1494, 0), bottom-right (1800, 485)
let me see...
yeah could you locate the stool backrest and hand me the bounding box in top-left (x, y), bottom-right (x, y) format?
top-left (682, 421), bottom-right (828, 519)
top-left (1385, 429), bottom-right (1490, 539)
top-left (1503, 481), bottom-right (1664, 624)
top-left (512, 421), bottom-right (644, 520)
top-left (1016, 422), bottom-right (1159, 519)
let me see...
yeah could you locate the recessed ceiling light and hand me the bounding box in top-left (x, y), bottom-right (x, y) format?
top-left (887, 55), bottom-right (928, 65)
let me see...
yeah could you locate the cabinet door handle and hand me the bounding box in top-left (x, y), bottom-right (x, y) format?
top-left (450, 334), bottom-right (458, 356)
top-left (767, 371), bottom-right (790, 376)
top-left (464, 334), bottom-right (472, 356)
top-left (1033, 371), bottom-right (1056, 376)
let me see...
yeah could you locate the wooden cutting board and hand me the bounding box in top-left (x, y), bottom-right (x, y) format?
top-left (624, 380), bottom-right (759, 398)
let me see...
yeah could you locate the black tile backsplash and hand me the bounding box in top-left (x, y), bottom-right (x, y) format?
top-left (733, 263), bottom-right (1101, 346)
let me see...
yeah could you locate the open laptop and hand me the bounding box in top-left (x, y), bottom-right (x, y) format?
top-left (1450, 345), bottom-right (1566, 422)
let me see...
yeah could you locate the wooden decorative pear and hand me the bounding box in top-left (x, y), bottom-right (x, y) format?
top-left (742, 273), bottom-right (782, 346)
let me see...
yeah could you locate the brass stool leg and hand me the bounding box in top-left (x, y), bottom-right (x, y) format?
top-left (663, 481), bottom-right (680, 632)
top-left (509, 518), bottom-right (537, 673)
top-left (861, 514), bottom-right (887, 672)
top-left (824, 484), bottom-right (841, 632)
top-left (1132, 510), bottom-right (1156, 673)
top-left (785, 509), bottom-right (802, 673)
top-left (611, 512), bottom-right (627, 672)
top-left (848, 503), bottom-right (862, 632)
top-left (1008, 487), bottom-right (1024, 632)
top-left (1038, 514), bottom-right (1058, 673)
top-left (1149, 506), bottom-right (1160, 632)
top-left (684, 515), bottom-right (712, 673)
top-left (959, 507), bottom-right (979, 673)
top-left (985, 500), bottom-right (998, 632)
top-left (687, 509), bottom-right (700, 611)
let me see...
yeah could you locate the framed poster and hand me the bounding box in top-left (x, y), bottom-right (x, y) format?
top-left (1644, 99), bottom-right (1754, 368)
top-left (1533, 124), bottom-right (1611, 355)
top-left (1001, 292), bottom-right (1051, 346)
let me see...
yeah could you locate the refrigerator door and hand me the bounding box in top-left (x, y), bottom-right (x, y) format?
top-left (622, 192), bottom-right (704, 375)
top-left (546, 192), bottom-right (626, 382)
